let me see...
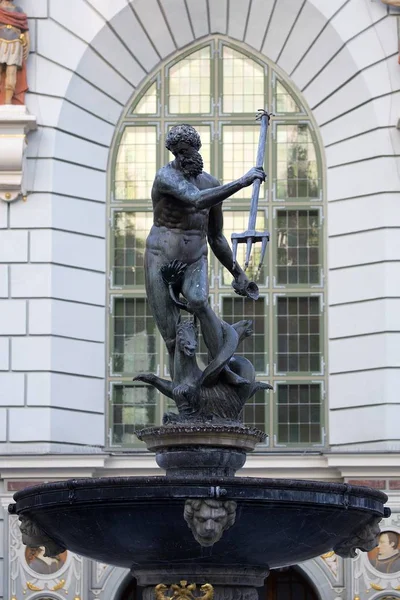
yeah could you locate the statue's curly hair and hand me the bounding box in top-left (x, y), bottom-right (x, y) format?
top-left (165, 124), bottom-right (202, 155)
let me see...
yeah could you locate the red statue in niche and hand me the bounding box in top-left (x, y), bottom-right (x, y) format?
top-left (0, 0), bottom-right (29, 105)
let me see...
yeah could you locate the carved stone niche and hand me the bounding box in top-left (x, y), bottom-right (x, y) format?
top-left (0, 104), bottom-right (36, 202)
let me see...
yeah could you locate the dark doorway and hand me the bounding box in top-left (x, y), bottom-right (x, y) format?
top-left (264, 567), bottom-right (319, 600)
top-left (116, 575), bottom-right (140, 600)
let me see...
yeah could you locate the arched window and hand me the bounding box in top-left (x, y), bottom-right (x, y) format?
top-left (107, 38), bottom-right (326, 450)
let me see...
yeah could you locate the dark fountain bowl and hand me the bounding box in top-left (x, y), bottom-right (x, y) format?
top-left (9, 475), bottom-right (389, 586)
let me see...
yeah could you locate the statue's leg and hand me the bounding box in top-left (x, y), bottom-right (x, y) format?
top-left (183, 259), bottom-right (250, 386)
top-left (182, 257), bottom-right (223, 359)
top-left (145, 250), bottom-right (180, 377)
top-left (5, 65), bottom-right (17, 105)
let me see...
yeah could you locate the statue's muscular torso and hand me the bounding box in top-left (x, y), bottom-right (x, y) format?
top-left (146, 163), bottom-right (219, 264)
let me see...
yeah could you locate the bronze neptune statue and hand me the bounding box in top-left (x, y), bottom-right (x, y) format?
top-left (134, 122), bottom-right (272, 423)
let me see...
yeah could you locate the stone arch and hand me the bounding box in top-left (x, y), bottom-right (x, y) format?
top-left (296, 559), bottom-right (338, 600)
top-left (113, 570), bottom-right (137, 600)
top-left (96, 564), bottom-right (132, 600)
top-left (46, 0), bottom-right (396, 164)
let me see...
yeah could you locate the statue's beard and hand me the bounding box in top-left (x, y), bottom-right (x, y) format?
top-left (178, 148), bottom-right (204, 178)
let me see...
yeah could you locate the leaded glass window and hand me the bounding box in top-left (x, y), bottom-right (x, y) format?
top-left (133, 81), bottom-right (158, 115)
top-left (276, 296), bottom-right (321, 374)
top-left (243, 390), bottom-right (268, 433)
top-left (114, 126), bottom-right (157, 201)
top-left (275, 123), bottom-right (319, 200)
top-left (168, 47), bottom-right (211, 114)
top-left (108, 38), bottom-right (326, 449)
top-left (275, 209), bottom-right (321, 286)
top-left (274, 80), bottom-right (302, 114)
top-left (111, 298), bottom-right (158, 375)
top-left (222, 46), bottom-right (264, 113)
top-left (112, 211), bottom-right (153, 287)
top-left (276, 383), bottom-right (323, 445)
top-left (111, 385), bottom-right (159, 445)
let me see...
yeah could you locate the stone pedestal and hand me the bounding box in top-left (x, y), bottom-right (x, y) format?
top-left (136, 423), bottom-right (266, 477)
top-left (0, 105), bottom-right (37, 202)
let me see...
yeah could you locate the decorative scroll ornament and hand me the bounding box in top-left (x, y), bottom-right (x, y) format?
top-left (26, 581), bottom-right (43, 591)
top-left (155, 581), bottom-right (214, 600)
top-left (53, 578), bottom-right (66, 590)
top-left (26, 578), bottom-right (66, 592)
top-left (18, 514), bottom-right (66, 557)
top-left (184, 499), bottom-right (237, 547)
top-left (333, 516), bottom-right (382, 558)
top-left (370, 583), bottom-right (384, 591)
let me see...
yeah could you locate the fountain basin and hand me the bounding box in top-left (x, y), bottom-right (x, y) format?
top-left (10, 475), bottom-right (389, 581)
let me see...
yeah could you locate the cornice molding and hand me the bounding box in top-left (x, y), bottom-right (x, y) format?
top-left (1, 452), bottom-right (400, 483)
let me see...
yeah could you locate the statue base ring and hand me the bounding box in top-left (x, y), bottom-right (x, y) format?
top-left (136, 424), bottom-right (267, 477)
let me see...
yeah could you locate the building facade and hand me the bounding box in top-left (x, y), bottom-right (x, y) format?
top-left (0, 0), bottom-right (400, 598)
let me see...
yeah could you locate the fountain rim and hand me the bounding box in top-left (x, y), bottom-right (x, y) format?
top-left (11, 475), bottom-right (388, 508)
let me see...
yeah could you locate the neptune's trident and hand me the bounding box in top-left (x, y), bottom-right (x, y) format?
top-left (231, 109), bottom-right (272, 274)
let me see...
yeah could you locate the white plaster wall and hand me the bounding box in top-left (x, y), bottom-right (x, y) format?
top-left (0, 0), bottom-right (399, 454)
top-left (0, 0), bottom-right (107, 453)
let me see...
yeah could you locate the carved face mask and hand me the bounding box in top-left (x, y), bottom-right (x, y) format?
top-left (184, 499), bottom-right (237, 547)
